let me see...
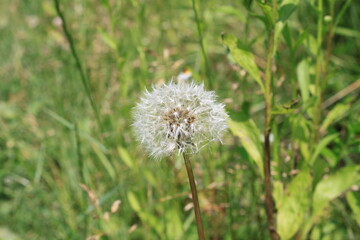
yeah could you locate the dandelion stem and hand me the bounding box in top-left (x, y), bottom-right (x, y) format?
top-left (183, 153), bottom-right (205, 240)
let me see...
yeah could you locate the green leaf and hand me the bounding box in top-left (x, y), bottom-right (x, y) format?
top-left (272, 106), bottom-right (295, 115)
top-left (143, 169), bottom-right (157, 187)
top-left (320, 148), bottom-right (338, 168)
top-left (127, 191), bottom-right (141, 212)
top-left (334, 27), bottom-right (360, 38)
top-left (346, 191), bottom-right (360, 227)
top-left (264, 0), bottom-right (299, 56)
top-left (92, 143), bottom-right (116, 180)
top-left (294, 31), bottom-right (308, 52)
top-left (304, 34), bottom-right (317, 56)
top-left (272, 99), bottom-right (299, 115)
top-left (279, 3), bottom-right (297, 22)
top-left (296, 59), bottom-right (310, 101)
top-left (290, 115), bottom-right (311, 160)
top-left (118, 146), bottom-right (135, 169)
top-left (277, 170), bottom-right (312, 240)
top-left (299, 165), bottom-right (359, 238)
top-left (274, 1), bottom-right (298, 57)
top-left (312, 158), bottom-right (327, 187)
top-left (309, 133), bottom-right (339, 166)
top-left (228, 119), bottom-right (263, 177)
top-left (222, 33), bottom-right (265, 93)
top-left (257, 2), bottom-right (274, 27)
top-left (142, 212), bottom-right (164, 237)
top-left (127, 191), bottom-right (164, 236)
top-left (312, 165), bottom-right (360, 217)
top-left (98, 28), bottom-right (117, 50)
top-left (165, 208), bottom-right (183, 239)
top-left (273, 21), bottom-right (285, 56)
top-left (273, 180), bottom-right (284, 209)
top-left (282, 24), bottom-right (292, 49)
top-left (320, 103), bottom-right (350, 133)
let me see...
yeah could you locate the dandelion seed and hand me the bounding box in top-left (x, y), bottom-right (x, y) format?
top-left (133, 80), bottom-right (228, 159)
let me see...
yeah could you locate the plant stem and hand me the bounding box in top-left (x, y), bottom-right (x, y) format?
top-left (322, 0), bottom-right (352, 106)
top-left (322, 78), bottom-right (360, 109)
top-left (183, 153), bottom-right (205, 240)
top-left (313, 0), bottom-right (324, 144)
top-left (191, 0), bottom-right (213, 89)
top-left (263, 0), bottom-right (279, 239)
top-left (324, 1), bottom-right (334, 81)
top-left (53, 0), bottom-right (103, 132)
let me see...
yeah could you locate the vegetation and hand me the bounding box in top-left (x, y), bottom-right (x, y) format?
top-left (1, 0), bottom-right (359, 239)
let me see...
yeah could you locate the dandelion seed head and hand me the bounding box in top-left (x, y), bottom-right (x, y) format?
top-left (133, 81), bottom-right (228, 159)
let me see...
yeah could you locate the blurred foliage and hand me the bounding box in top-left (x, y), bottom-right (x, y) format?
top-left (0, 0), bottom-right (359, 239)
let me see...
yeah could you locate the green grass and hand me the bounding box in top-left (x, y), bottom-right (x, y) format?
top-left (0, 0), bottom-right (359, 239)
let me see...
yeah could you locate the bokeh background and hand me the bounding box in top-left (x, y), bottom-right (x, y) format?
top-left (0, 0), bottom-right (359, 239)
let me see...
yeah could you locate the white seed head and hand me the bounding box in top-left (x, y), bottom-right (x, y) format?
top-left (133, 81), bottom-right (228, 159)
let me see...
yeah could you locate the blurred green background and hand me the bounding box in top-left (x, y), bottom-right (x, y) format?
top-left (0, 0), bottom-right (359, 239)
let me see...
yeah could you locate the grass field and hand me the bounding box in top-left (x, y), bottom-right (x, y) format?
top-left (1, 0), bottom-right (359, 239)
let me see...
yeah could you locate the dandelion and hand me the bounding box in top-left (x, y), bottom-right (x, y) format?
top-left (133, 80), bottom-right (228, 159)
top-left (133, 80), bottom-right (228, 240)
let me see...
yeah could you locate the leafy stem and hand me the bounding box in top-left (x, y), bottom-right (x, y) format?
top-left (263, 0), bottom-right (280, 239)
top-left (313, 0), bottom-right (324, 145)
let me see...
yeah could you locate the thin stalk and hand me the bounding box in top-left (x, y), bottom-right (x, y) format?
top-left (313, 0), bottom-right (323, 144)
top-left (323, 0), bottom-right (352, 91)
top-left (191, 0), bottom-right (213, 89)
top-left (183, 153), bottom-right (205, 240)
top-left (74, 123), bottom-right (89, 239)
top-left (53, 0), bottom-right (103, 132)
top-left (263, 0), bottom-right (279, 239)
top-left (322, 78), bottom-right (360, 109)
top-left (324, 0), bottom-right (335, 80)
